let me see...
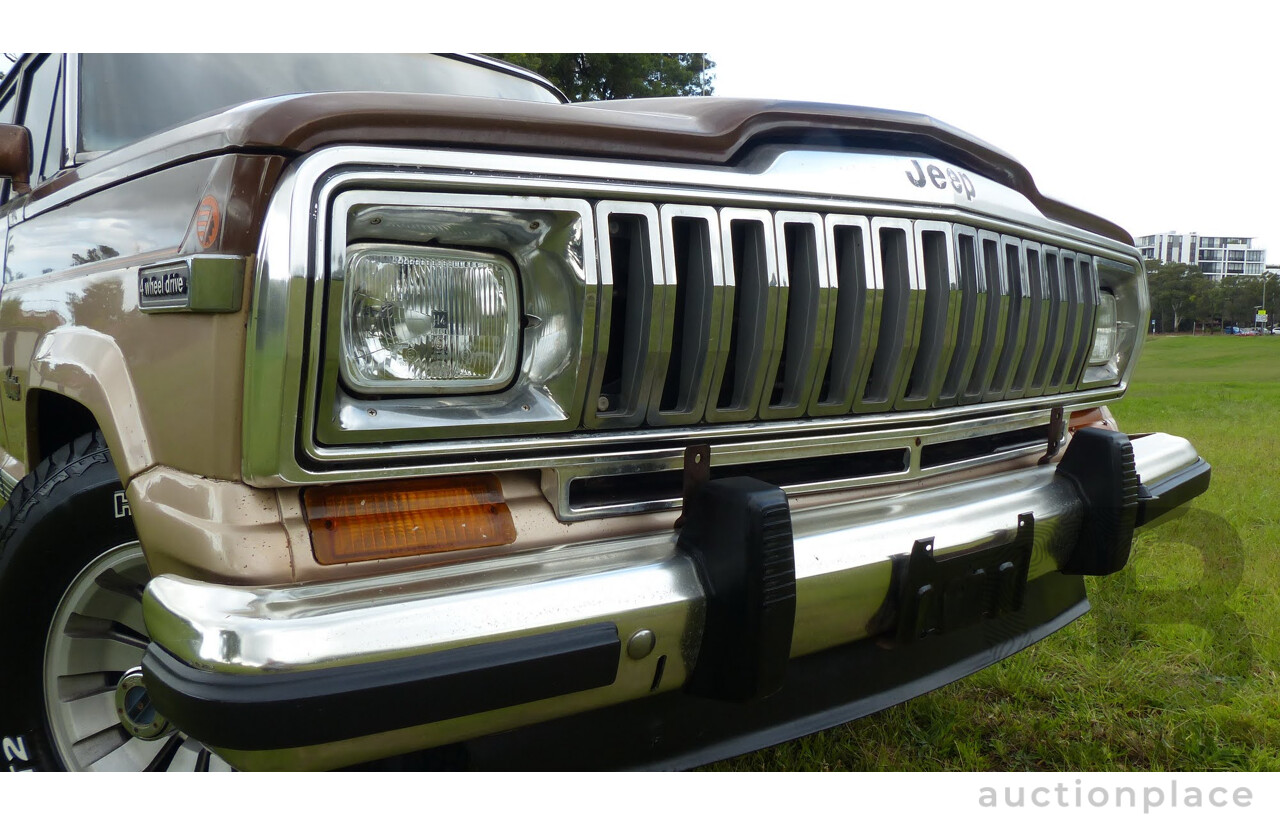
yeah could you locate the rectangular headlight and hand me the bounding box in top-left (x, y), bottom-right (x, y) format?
top-left (340, 244), bottom-right (520, 394)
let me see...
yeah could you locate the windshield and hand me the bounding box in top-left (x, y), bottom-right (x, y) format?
top-left (78, 54), bottom-right (561, 154)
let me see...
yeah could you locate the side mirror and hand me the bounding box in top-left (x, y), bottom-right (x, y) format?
top-left (0, 123), bottom-right (32, 195)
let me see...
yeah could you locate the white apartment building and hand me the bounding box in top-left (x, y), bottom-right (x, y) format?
top-left (1135, 231), bottom-right (1267, 278)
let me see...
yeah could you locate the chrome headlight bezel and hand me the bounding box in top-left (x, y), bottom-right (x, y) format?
top-left (1078, 256), bottom-right (1147, 390)
top-left (314, 190), bottom-right (597, 447)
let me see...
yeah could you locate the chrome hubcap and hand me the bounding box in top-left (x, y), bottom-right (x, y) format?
top-left (43, 542), bottom-right (231, 771)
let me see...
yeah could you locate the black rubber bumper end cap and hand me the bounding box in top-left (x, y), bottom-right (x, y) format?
top-left (1136, 457), bottom-right (1211, 528)
top-left (1055, 428), bottom-right (1140, 576)
top-left (678, 477), bottom-right (796, 703)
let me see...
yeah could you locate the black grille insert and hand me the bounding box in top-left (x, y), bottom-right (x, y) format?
top-left (568, 449), bottom-right (909, 511)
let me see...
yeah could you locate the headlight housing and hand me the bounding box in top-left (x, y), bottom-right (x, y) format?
top-left (341, 244), bottom-right (520, 394)
top-left (1079, 257), bottom-right (1146, 389)
top-left (312, 192), bottom-right (597, 448)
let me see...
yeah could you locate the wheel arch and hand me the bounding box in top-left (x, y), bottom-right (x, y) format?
top-left (26, 389), bottom-right (99, 470)
top-left (24, 326), bottom-right (154, 483)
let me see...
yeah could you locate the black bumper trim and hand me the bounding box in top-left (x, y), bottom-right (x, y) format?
top-left (142, 622), bottom-right (621, 751)
top-left (1137, 458), bottom-right (1212, 527)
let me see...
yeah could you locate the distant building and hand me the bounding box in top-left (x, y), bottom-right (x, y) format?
top-left (1134, 232), bottom-right (1267, 279)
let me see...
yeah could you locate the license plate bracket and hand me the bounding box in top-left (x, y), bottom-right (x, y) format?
top-left (893, 512), bottom-right (1034, 644)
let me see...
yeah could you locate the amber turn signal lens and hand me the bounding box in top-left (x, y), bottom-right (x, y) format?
top-left (304, 475), bottom-right (517, 565)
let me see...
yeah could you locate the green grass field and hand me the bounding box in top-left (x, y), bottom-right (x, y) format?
top-left (713, 335), bottom-right (1280, 770)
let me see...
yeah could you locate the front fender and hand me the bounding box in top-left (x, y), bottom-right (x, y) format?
top-left (27, 326), bottom-right (154, 481)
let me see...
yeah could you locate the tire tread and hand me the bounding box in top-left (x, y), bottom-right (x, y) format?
top-left (0, 431), bottom-right (113, 547)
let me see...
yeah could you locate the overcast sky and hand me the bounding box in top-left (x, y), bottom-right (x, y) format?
top-left (5, 2), bottom-right (1276, 262)
top-left (709, 3), bottom-right (1279, 264)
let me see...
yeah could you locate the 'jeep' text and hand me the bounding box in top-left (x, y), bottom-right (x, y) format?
top-left (906, 160), bottom-right (976, 201)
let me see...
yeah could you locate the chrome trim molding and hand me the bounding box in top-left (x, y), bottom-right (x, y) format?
top-left (541, 408), bottom-right (1052, 521)
top-left (63, 53), bottom-right (80, 168)
top-left (243, 146), bottom-right (1146, 487)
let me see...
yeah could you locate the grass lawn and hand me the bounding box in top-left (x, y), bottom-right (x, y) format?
top-left (713, 335), bottom-right (1280, 770)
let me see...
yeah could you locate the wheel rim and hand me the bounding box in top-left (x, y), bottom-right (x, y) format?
top-left (42, 541), bottom-right (231, 771)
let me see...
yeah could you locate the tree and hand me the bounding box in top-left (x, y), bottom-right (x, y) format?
top-left (1195, 278), bottom-right (1228, 328)
top-left (1145, 261), bottom-right (1207, 332)
top-left (1144, 260), bottom-right (1279, 331)
top-left (1217, 273), bottom-right (1278, 327)
top-left (492, 54), bottom-right (715, 102)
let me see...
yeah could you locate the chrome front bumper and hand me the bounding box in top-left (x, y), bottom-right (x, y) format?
top-left (141, 431), bottom-right (1207, 770)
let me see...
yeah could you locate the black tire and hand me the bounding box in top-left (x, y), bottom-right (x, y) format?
top-left (0, 431), bottom-right (227, 771)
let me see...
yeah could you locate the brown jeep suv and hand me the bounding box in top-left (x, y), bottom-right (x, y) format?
top-left (0, 53), bottom-right (1208, 771)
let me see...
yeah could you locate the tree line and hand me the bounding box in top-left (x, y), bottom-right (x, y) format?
top-left (1145, 261), bottom-right (1276, 332)
top-left (491, 54), bottom-right (714, 102)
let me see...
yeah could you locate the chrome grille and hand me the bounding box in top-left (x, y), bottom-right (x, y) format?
top-left (582, 207), bottom-right (1100, 429)
top-left (247, 146), bottom-right (1145, 490)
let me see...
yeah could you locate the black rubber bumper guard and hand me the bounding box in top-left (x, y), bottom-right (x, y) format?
top-left (143, 429), bottom-right (1210, 762)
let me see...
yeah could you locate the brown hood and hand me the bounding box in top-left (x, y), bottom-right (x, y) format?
top-left (36, 92), bottom-right (1131, 245)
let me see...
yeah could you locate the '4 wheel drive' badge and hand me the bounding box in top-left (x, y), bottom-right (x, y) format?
top-left (136, 256), bottom-right (245, 314)
top-left (138, 261), bottom-right (191, 310)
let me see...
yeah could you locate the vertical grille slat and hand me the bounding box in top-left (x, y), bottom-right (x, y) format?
top-left (1048, 251), bottom-right (1081, 393)
top-left (810, 216), bottom-right (878, 416)
top-left (1008, 241), bottom-right (1049, 399)
top-left (900, 221), bottom-right (962, 410)
top-left (1028, 246), bottom-right (1067, 397)
top-left (937, 226), bottom-right (987, 406)
top-left (706, 209), bottom-right (783, 423)
top-left (988, 235), bottom-right (1031, 400)
top-left (584, 202), bottom-right (665, 428)
top-left (1067, 256), bottom-right (1099, 389)
top-left (648, 206), bottom-right (725, 426)
top-left (761, 213), bottom-right (829, 419)
top-left (857, 218), bottom-right (920, 413)
top-left (964, 230), bottom-right (1008, 403)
